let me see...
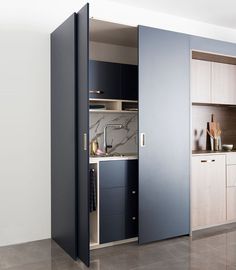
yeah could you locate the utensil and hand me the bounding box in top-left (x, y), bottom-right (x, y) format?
top-left (207, 114), bottom-right (222, 151)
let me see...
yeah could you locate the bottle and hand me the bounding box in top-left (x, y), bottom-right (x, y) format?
top-left (91, 139), bottom-right (99, 156)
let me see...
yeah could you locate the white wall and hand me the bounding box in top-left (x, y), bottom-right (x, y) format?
top-left (1, 0), bottom-right (236, 247)
top-left (91, 0), bottom-right (236, 44)
top-left (0, 29), bottom-right (50, 246)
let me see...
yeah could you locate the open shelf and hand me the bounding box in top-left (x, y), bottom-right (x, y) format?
top-left (89, 98), bottom-right (138, 113)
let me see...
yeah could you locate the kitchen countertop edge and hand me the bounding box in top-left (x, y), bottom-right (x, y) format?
top-left (192, 150), bottom-right (236, 156)
top-left (90, 156), bottom-right (138, 163)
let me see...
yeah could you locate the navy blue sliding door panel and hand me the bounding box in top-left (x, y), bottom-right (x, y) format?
top-left (77, 4), bottom-right (90, 267)
top-left (138, 26), bottom-right (190, 244)
top-left (190, 36), bottom-right (236, 57)
top-left (51, 13), bottom-right (77, 259)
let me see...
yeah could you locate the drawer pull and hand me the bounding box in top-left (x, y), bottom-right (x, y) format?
top-left (89, 90), bottom-right (104, 94)
top-left (132, 190), bottom-right (136, 194)
top-left (132, 217), bottom-right (136, 220)
top-left (201, 159), bottom-right (215, 163)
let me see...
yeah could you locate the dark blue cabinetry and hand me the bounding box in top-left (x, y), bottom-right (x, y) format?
top-left (89, 60), bottom-right (138, 100)
top-left (99, 160), bottom-right (138, 244)
top-left (121, 64), bottom-right (138, 101)
top-left (138, 26), bottom-right (190, 244)
top-left (89, 61), bottom-right (121, 99)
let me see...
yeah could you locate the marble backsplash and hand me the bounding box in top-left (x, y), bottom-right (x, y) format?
top-left (89, 112), bottom-right (138, 155)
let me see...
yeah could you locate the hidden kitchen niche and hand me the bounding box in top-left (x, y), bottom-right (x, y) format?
top-left (191, 51), bottom-right (236, 152)
top-left (89, 19), bottom-right (138, 248)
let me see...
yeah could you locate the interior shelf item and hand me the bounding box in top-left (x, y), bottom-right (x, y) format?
top-left (89, 99), bottom-right (138, 113)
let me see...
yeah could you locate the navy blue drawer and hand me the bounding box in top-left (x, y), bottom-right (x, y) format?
top-left (126, 188), bottom-right (138, 214)
top-left (100, 214), bottom-right (125, 243)
top-left (100, 187), bottom-right (126, 216)
top-left (125, 213), bottom-right (138, 238)
top-left (99, 160), bottom-right (138, 188)
top-left (100, 213), bottom-right (138, 244)
top-left (100, 187), bottom-right (138, 217)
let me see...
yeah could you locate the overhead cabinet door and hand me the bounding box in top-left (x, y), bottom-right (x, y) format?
top-left (89, 60), bottom-right (122, 99)
top-left (212, 62), bottom-right (236, 105)
top-left (138, 26), bottom-right (190, 244)
top-left (191, 59), bottom-right (211, 103)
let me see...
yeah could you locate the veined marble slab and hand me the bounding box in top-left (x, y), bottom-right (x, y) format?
top-left (89, 112), bottom-right (138, 155)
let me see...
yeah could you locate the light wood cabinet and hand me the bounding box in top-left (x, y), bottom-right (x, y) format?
top-left (227, 165), bottom-right (236, 187)
top-left (226, 153), bottom-right (236, 221)
top-left (211, 62), bottom-right (236, 105)
top-left (191, 59), bottom-right (211, 103)
top-left (191, 59), bottom-right (236, 105)
top-left (192, 155), bottom-right (226, 230)
top-left (227, 187), bottom-right (236, 221)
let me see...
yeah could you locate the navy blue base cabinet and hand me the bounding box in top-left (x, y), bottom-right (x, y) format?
top-left (99, 160), bottom-right (138, 244)
top-left (89, 60), bottom-right (138, 100)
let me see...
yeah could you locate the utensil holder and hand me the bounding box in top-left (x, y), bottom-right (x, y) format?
top-left (218, 136), bottom-right (222, 151)
top-left (210, 137), bottom-right (214, 151)
top-left (214, 137), bottom-right (219, 151)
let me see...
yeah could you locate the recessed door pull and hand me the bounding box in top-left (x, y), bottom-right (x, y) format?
top-left (89, 90), bottom-right (104, 94)
top-left (83, 133), bottom-right (87, 151)
top-left (140, 133), bottom-right (146, 147)
top-left (201, 159), bottom-right (215, 163)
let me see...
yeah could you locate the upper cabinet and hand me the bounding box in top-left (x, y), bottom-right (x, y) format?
top-left (89, 60), bottom-right (138, 100)
top-left (212, 62), bottom-right (236, 105)
top-left (89, 60), bottom-right (121, 99)
top-left (121, 64), bottom-right (138, 100)
top-left (191, 59), bottom-right (211, 103)
top-left (191, 52), bottom-right (236, 105)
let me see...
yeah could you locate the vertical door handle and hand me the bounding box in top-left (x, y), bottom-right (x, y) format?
top-left (83, 133), bottom-right (87, 151)
top-left (140, 133), bottom-right (146, 147)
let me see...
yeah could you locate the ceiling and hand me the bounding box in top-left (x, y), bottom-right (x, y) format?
top-left (1, 0), bottom-right (236, 33)
top-left (114, 0), bottom-right (236, 29)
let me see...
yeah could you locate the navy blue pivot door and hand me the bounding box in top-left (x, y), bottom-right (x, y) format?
top-left (138, 26), bottom-right (190, 244)
top-left (51, 13), bottom-right (78, 260)
top-left (77, 3), bottom-right (90, 267)
top-left (51, 3), bottom-right (90, 267)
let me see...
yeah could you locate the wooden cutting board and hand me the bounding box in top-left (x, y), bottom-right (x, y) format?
top-left (209, 114), bottom-right (219, 137)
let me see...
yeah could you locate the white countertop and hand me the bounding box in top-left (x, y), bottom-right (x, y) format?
top-left (192, 150), bottom-right (236, 156)
top-left (90, 155), bottom-right (138, 163)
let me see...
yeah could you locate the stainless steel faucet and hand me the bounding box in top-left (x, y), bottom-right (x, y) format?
top-left (103, 124), bottom-right (123, 154)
